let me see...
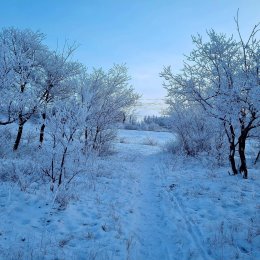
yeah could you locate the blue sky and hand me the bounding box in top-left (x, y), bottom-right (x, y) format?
top-left (0, 0), bottom-right (260, 114)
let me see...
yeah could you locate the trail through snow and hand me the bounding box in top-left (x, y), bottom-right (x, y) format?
top-left (116, 131), bottom-right (212, 260)
top-left (130, 151), bottom-right (173, 260)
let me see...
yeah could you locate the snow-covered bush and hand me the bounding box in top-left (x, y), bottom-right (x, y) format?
top-left (162, 139), bottom-right (182, 154)
top-left (167, 103), bottom-right (214, 156)
top-left (0, 157), bottom-right (41, 190)
top-left (54, 184), bottom-right (78, 209)
top-left (39, 99), bottom-right (85, 190)
top-left (0, 125), bottom-right (13, 157)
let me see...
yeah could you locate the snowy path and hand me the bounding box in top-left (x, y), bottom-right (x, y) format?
top-left (116, 133), bottom-right (211, 260)
top-left (132, 152), bottom-right (173, 260)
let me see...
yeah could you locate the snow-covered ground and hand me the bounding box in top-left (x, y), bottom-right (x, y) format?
top-left (0, 130), bottom-right (259, 260)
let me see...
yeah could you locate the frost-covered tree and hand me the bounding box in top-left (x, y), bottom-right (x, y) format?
top-left (0, 28), bottom-right (47, 150)
top-left (234, 18), bottom-right (260, 178)
top-left (38, 45), bottom-right (82, 145)
top-left (41, 98), bottom-right (84, 189)
top-left (0, 37), bottom-right (16, 125)
top-left (79, 65), bottom-right (139, 154)
top-left (161, 19), bottom-right (260, 178)
top-left (0, 26), bottom-right (143, 202)
top-left (0, 28), bottom-right (83, 150)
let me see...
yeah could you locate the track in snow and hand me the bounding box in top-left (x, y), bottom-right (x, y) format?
top-left (116, 135), bottom-right (212, 260)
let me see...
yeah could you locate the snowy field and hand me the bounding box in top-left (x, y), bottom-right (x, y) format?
top-left (0, 129), bottom-right (259, 260)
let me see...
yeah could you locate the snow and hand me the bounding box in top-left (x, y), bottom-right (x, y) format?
top-left (116, 129), bottom-right (174, 146)
top-left (0, 129), bottom-right (259, 259)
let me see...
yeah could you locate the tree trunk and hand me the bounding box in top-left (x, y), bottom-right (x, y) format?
top-left (238, 134), bottom-right (247, 178)
top-left (229, 143), bottom-right (237, 175)
top-left (13, 115), bottom-right (25, 151)
top-left (93, 126), bottom-right (99, 149)
top-left (58, 172), bottom-right (62, 186)
top-left (85, 128), bottom-right (88, 140)
top-left (14, 84), bottom-right (27, 150)
top-left (254, 150), bottom-right (260, 165)
top-left (58, 147), bottom-right (68, 186)
top-left (84, 127), bottom-right (88, 145)
top-left (39, 112), bottom-right (46, 145)
top-left (229, 124), bottom-right (238, 175)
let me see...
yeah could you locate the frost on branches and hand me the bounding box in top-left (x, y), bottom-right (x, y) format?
top-left (78, 65), bottom-right (139, 154)
top-left (161, 19), bottom-right (260, 178)
top-left (0, 27), bottom-right (139, 190)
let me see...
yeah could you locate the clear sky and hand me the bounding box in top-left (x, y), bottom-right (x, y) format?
top-left (0, 0), bottom-right (259, 116)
